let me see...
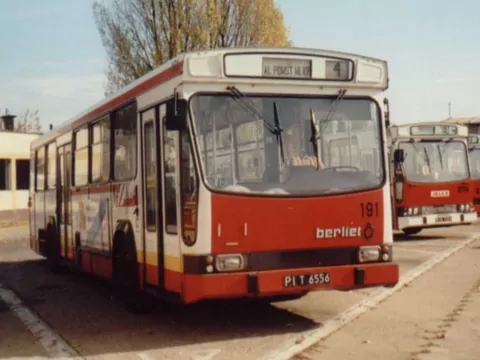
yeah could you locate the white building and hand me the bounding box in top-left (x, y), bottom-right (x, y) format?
top-left (0, 113), bottom-right (40, 225)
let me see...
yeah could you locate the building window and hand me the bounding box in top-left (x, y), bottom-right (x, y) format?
top-left (0, 159), bottom-right (11, 190)
top-left (16, 160), bottom-right (30, 190)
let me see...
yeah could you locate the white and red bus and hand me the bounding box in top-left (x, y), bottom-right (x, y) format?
top-left (389, 122), bottom-right (477, 236)
top-left (29, 47), bottom-right (399, 309)
top-left (467, 134), bottom-right (480, 213)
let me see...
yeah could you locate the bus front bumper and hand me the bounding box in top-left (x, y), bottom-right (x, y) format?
top-left (398, 212), bottom-right (477, 230)
top-left (182, 263), bottom-right (399, 304)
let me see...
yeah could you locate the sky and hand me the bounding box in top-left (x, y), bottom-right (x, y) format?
top-left (1, 0), bottom-right (480, 130)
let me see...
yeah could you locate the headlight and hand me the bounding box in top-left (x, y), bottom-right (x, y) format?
top-left (458, 203), bottom-right (474, 213)
top-left (358, 246), bottom-right (381, 263)
top-left (214, 254), bottom-right (245, 272)
top-left (403, 207), bottom-right (420, 216)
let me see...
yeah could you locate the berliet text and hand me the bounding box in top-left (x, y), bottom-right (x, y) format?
top-left (316, 226), bottom-right (361, 239)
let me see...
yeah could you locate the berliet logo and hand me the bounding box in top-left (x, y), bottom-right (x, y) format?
top-left (431, 190), bottom-right (450, 198)
top-left (316, 226), bottom-right (361, 239)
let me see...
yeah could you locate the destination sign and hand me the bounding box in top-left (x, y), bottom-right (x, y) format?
top-left (410, 124), bottom-right (458, 136)
top-left (261, 57), bottom-right (351, 81)
top-left (325, 60), bottom-right (350, 80)
top-left (262, 57), bottom-right (312, 79)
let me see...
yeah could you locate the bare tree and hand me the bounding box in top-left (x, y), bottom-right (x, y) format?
top-left (93, 0), bottom-right (291, 95)
top-left (14, 109), bottom-right (42, 133)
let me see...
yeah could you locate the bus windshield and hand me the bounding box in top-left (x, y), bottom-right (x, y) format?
top-left (398, 141), bottom-right (469, 183)
top-left (469, 148), bottom-right (480, 180)
top-left (189, 94), bottom-right (384, 196)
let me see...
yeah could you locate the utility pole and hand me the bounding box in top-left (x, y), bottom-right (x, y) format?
top-left (448, 102), bottom-right (451, 118)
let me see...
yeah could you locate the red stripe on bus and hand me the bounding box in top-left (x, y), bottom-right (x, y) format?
top-left (71, 61), bottom-right (183, 130)
top-left (143, 265), bottom-right (183, 293)
top-left (165, 269), bottom-right (182, 293)
top-left (182, 263), bottom-right (399, 304)
top-left (33, 61), bottom-right (183, 145)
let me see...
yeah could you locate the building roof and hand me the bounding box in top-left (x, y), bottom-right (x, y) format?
top-left (441, 117), bottom-right (480, 125)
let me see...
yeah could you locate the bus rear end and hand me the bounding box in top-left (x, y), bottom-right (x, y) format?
top-left (390, 123), bottom-right (477, 236)
top-left (160, 48), bottom-right (399, 303)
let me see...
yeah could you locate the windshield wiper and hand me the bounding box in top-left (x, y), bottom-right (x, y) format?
top-left (227, 86), bottom-right (285, 166)
top-left (226, 86), bottom-right (277, 134)
top-left (423, 146), bottom-right (431, 170)
top-left (273, 101), bottom-right (285, 165)
top-left (309, 108), bottom-right (321, 170)
top-left (439, 138), bottom-right (453, 159)
top-left (319, 89), bottom-right (347, 134)
top-left (436, 144), bottom-right (444, 169)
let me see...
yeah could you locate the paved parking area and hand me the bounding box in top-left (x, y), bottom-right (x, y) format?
top-left (0, 223), bottom-right (479, 360)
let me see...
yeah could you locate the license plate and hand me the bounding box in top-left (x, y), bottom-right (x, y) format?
top-left (435, 215), bottom-right (452, 222)
top-left (284, 272), bottom-right (331, 288)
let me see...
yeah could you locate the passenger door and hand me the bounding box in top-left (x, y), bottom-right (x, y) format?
top-left (57, 143), bottom-right (73, 260)
top-left (141, 107), bottom-right (165, 289)
top-left (140, 104), bottom-right (182, 293)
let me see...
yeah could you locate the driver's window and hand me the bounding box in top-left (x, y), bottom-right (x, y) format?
top-left (236, 120), bottom-right (264, 181)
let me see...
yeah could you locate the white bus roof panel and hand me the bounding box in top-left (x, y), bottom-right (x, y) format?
top-left (390, 122), bottom-right (469, 138)
top-left (186, 47), bottom-right (387, 88)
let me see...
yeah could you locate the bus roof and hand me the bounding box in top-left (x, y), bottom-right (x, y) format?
top-left (32, 47), bottom-right (388, 149)
top-left (442, 117), bottom-right (480, 125)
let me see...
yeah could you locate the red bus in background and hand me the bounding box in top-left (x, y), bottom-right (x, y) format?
top-left (29, 47), bottom-right (399, 310)
top-left (467, 134), bottom-right (480, 213)
top-left (389, 122), bottom-right (477, 236)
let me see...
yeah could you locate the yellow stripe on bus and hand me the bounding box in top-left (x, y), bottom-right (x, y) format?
top-left (137, 250), bottom-right (182, 271)
top-left (146, 176), bottom-right (155, 188)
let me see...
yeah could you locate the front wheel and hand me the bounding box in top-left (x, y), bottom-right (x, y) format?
top-left (403, 228), bottom-right (422, 236)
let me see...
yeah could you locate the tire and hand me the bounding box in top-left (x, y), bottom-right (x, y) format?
top-left (45, 223), bottom-right (62, 273)
top-left (250, 293), bottom-right (308, 304)
top-left (264, 294), bottom-right (307, 303)
top-left (111, 232), bottom-right (147, 313)
top-left (403, 228), bottom-right (422, 236)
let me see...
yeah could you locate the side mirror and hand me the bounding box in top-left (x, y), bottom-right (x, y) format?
top-left (468, 136), bottom-right (479, 150)
top-left (165, 96), bottom-right (187, 131)
top-left (393, 148), bottom-right (404, 164)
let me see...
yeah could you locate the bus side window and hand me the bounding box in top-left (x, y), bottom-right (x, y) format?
top-left (113, 102), bottom-right (137, 182)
